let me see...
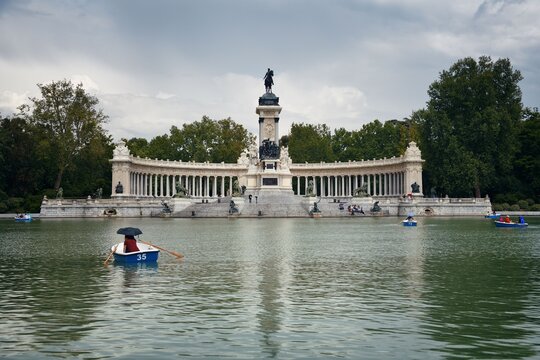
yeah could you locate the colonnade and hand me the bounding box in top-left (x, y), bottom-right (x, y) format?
top-left (292, 172), bottom-right (406, 197)
top-left (111, 142), bottom-right (424, 199)
top-left (129, 173), bottom-right (238, 198)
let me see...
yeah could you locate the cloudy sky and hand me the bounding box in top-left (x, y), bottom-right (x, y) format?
top-left (0, 0), bottom-right (539, 141)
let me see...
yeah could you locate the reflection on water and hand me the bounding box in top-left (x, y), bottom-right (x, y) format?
top-left (421, 220), bottom-right (538, 359)
top-left (0, 217), bottom-right (539, 359)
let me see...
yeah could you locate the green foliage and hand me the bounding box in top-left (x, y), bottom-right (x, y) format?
top-left (123, 138), bottom-right (150, 158)
top-left (493, 193), bottom-right (520, 205)
top-left (7, 197), bottom-right (24, 213)
top-left (18, 79), bottom-right (108, 190)
top-left (0, 81), bottom-right (112, 208)
top-left (509, 204), bottom-right (520, 211)
top-left (24, 195), bottom-right (44, 213)
top-left (0, 117), bottom-right (47, 196)
top-left (126, 116), bottom-right (254, 163)
top-left (417, 56), bottom-right (524, 197)
top-left (287, 123), bottom-right (334, 163)
top-left (517, 199), bottom-right (529, 210)
top-left (329, 120), bottom-right (410, 162)
top-left (492, 203), bottom-right (510, 211)
top-left (514, 109), bottom-right (540, 201)
top-left (61, 132), bottom-right (114, 197)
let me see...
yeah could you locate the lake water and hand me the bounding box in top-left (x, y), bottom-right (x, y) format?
top-left (1, 217), bottom-right (539, 359)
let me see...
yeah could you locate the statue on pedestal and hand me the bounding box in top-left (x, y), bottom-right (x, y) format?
top-left (264, 68), bottom-right (274, 93)
top-left (306, 179), bottom-right (315, 197)
top-left (229, 200), bottom-right (239, 214)
top-left (174, 181), bottom-right (189, 198)
top-left (115, 181), bottom-right (124, 194)
top-left (309, 198), bottom-right (321, 215)
top-left (353, 184), bottom-right (369, 197)
top-left (411, 182), bottom-right (420, 193)
top-left (232, 179), bottom-right (241, 197)
top-left (370, 201), bottom-right (381, 212)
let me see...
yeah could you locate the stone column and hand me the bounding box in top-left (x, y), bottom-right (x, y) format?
top-left (145, 174), bottom-right (149, 196)
top-left (220, 176), bottom-right (225, 197)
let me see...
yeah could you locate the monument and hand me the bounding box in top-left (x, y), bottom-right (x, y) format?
top-left (239, 68), bottom-right (294, 197)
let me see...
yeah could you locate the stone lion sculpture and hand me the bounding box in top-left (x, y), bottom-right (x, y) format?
top-left (174, 182), bottom-right (189, 198)
top-left (353, 184), bottom-right (369, 197)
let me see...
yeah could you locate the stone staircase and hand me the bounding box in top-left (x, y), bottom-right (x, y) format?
top-left (162, 194), bottom-right (385, 218)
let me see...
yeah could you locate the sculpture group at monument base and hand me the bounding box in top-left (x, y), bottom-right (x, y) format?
top-left (39, 195), bottom-right (492, 218)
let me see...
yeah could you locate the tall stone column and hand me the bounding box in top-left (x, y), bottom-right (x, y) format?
top-left (257, 95), bottom-right (282, 147)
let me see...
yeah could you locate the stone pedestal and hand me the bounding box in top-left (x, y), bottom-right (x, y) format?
top-left (169, 198), bottom-right (192, 212)
top-left (305, 196), bottom-right (323, 217)
top-left (350, 197), bottom-right (374, 206)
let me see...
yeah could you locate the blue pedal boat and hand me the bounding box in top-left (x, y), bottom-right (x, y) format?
top-left (402, 219), bottom-right (417, 227)
top-left (494, 221), bottom-right (528, 228)
top-left (484, 213), bottom-right (500, 219)
top-left (14, 214), bottom-right (32, 222)
top-left (112, 242), bottom-right (160, 264)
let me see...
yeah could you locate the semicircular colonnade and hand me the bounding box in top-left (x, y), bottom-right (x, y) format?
top-left (110, 142), bottom-right (424, 199)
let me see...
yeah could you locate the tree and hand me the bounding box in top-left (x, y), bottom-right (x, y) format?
top-left (287, 123), bottom-right (334, 163)
top-left (354, 120), bottom-right (403, 160)
top-left (330, 120), bottom-right (407, 162)
top-left (125, 116), bottom-right (254, 163)
top-left (0, 116), bottom-right (47, 197)
top-left (168, 116), bottom-right (254, 163)
top-left (18, 80), bottom-right (108, 191)
top-left (417, 56), bottom-right (523, 197)
top-left (61, 132), bottom-right (114, 197)
top-left (514, 108), bottom-right (540, 201)
top-left (331, 127), bottom-right (357, 161)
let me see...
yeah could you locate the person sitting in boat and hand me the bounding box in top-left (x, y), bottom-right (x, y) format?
top-left (406, 215), bottom-right (414, 221)
top-left (519, 216), bottom-right (526, 224)
top-left (123, 235), bottom-right (140, 253)
top-left (504, 215), bottom-right (512, 223)
top-left (499, 215), bottom-right (504, 222)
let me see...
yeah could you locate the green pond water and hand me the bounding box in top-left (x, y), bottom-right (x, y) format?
top-left (0, 217), bottom-right (539, 359)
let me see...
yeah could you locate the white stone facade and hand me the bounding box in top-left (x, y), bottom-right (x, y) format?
top-left (110, 141), bottom-right (424, 200)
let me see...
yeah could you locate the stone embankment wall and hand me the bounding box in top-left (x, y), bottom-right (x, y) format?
top-left (39, 196), bottom-right (493, 218)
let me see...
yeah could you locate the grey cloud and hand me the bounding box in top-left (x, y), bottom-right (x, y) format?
top-left (0, 0), bottom-right (538, 139)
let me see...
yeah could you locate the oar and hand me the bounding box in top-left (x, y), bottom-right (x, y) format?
top-left (139, 240), bottom-right (184, 259)
top-left (104, 243), bottom-right (120, 266)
